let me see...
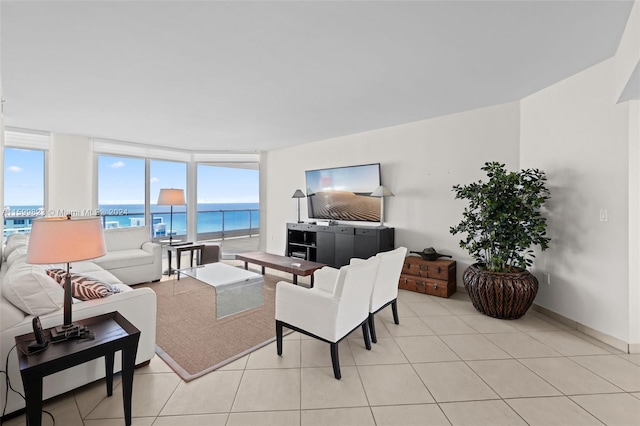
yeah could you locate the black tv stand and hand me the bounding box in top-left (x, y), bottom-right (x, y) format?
top-left (286, 223), bottom-right (394, 268)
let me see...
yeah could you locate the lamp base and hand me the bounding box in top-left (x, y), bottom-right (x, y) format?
top-left (51, 323), bottom-right (94, 342)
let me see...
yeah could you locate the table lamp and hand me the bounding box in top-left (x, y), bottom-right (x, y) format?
top-left (370, 185), bottom-right (394, 226)
top-left (157, 188), bottom-right (186, 245)
top-left (292, 189), bottom-right (305, 223)
top-left (26, 216), bottom-right (106, 336)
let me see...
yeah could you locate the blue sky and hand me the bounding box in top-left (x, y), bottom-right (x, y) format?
top-left (99, 156), bottom-right (259, 205)
top-left (4, 148), bottom-right (44, 206)
top-left (4, 150), bottom-right (259, 206)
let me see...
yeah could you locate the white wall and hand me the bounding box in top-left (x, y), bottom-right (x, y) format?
top-left (629, 100), bottom-right (640, 350)
top-left (48, 133), bottom-right (94, 214)
top-left (264, 101), bottom-right (521, 280)
top-left (615, 0), bottom-right (640, 102)
top-left (520, 58), bottom-right (632, 343)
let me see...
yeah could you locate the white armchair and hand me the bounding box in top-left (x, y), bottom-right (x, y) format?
top-left (275, 256), bottom-right (380, 379)
top-left (351, 247), bottom-right (408, 343)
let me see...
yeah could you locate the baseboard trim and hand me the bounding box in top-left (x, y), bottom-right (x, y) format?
top-left (419, 284), bottom-right (637, 353)
top-left (532, 304), bottom-right (635, 353)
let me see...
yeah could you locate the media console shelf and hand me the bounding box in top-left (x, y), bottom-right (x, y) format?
top-left (286, 223), bottom-right (395, 268)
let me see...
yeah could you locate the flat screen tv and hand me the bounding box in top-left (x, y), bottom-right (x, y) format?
top-left (305, 163), bottom-right (381, 222)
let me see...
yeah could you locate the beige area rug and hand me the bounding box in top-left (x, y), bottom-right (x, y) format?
top-left (138, 272), bottom-right (289, 381)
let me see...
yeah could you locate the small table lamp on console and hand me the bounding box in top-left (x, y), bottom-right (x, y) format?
top-left (292, 189), bottom-right (306, 223)
top-left (26, 216), bottom-right (107, 337)
top-left (370, 185), bottom-right (394, 226)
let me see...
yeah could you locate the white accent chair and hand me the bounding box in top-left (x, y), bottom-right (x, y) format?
top-left (275, 256), bottom-right (380, 379)
top-left (350, 247), bottom-right (408, 343)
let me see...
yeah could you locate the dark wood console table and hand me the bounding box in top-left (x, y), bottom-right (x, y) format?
top-left (15, 312), bottom-right (140, 426)
top-left (286, 223), bottom-right (395, 268)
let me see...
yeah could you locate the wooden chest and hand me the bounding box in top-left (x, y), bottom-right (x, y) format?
top-left (398, 256), bottom-right (457, 298)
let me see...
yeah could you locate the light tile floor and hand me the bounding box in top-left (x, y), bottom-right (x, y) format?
top-left (4, 290), bottom-right (640, 426)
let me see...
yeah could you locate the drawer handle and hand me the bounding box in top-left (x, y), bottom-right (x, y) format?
top-left (403, 278), bottom-right (408, 284)
top-left (436, 266), bottom-right (442, 273)
top-left (433, 283), bottom-right (438, 289)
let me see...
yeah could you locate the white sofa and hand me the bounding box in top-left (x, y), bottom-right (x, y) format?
top-left (92, 226), bottom-right (162, 285)
top-left (0, 233), bottom-right (157, 416)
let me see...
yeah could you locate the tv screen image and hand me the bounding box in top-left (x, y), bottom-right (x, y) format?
top-left (305, 163), bottom-right (381, 222)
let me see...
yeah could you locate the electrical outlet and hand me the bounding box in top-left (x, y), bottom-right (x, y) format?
top-left (600, 209), bottom-right (608, 222)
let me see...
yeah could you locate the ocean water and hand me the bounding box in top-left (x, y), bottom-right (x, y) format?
top-left (3, 203), bottom-right (260, 235)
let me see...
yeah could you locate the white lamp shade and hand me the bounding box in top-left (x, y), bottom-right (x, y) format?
top-left (157, 188), bottom-right (186, 206)
top-left (26, 217), bottom-right (107, 264)
top-left (371, 185), bottom-right (394, 197)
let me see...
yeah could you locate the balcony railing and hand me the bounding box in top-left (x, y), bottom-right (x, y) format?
top-left (98, 208), bottom-right (260, 242)
top-left (4, 208), bottom-right (260, 242)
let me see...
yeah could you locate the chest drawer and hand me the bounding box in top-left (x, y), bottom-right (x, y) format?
top-left (398, 274), bottom-right (452, 298)
top-left (402, 257), bottom-right (455, 281)
top-left (399, 256), bottom-right (456, 298)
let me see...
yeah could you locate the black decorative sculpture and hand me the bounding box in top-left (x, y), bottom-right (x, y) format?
top-left (409, 247), bottom-right (452, 261)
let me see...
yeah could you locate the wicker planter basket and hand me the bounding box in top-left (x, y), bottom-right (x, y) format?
top-left (463, 263), bottom-right (538, 320)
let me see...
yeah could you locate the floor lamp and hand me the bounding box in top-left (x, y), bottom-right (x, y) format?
top-left (370, 185), bottom-right (394, 226)
top-left (27, 216), bottom-right (106, 337)
top-left (292, 189), bottom-right (305, 223)
top-left (157, 188), bottom-right (186, 246)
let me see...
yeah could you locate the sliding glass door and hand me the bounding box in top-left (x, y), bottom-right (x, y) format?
top-left (150, 160), bottom-right (187, 241)
top-left (196, 164), bottom-right (259, 251)
top-left (97, 155), bottom-right (145, 229)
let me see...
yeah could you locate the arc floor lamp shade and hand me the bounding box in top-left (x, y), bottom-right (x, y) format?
top-left (26, 216), bottom-right (107, 328)
top-left (157, 188), bottom-right (186, 206)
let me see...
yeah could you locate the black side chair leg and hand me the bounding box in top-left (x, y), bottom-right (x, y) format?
top-left (330, 343), bottom-right (341, 380)
top-left (276, 321), bottom-right (283, 356)
top-left (391, 300), bottom-right (400, 324)
top-left (368, 313), bottom-right (377, 344)
top-left (362, 320), bottom-right (372, 350)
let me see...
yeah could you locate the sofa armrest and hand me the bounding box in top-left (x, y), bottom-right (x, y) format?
top-left (142, 241), bottom-right (161, 255)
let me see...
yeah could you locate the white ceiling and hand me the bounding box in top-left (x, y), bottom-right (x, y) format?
top-left (1, 1), bottom-right (635, 153)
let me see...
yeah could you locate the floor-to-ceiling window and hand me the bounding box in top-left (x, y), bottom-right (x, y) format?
top-left (95, 146), bottom-right (258, 249)
top-left (3, 147), bottom-right (45, 239)
top-left (150, 160), bottom-right (187, 241)
top-left (97, 155), bottom-right (145, 229)
top-left (196, 164), bottom-right (259, 246)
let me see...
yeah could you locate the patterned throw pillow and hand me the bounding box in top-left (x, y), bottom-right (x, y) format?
top-left (46, 269), bottom-right (121, 301)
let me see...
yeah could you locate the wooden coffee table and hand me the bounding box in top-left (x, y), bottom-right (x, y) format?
top-left (235, 251), bottom-right (326, 287)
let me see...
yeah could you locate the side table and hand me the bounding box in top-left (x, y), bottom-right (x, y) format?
top-left (167, 243), bottom-right (204, 279)
top-left (160, 240), bottom-right (187, 275)
top-left (15, 312), bottom-right (140, 426)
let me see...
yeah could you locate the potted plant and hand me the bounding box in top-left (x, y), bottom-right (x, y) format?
top-left (450, 162), bottom-right (551, 319)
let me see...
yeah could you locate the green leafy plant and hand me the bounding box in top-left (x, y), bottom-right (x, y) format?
top-left (450, 162), bottom-right (551, 273)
